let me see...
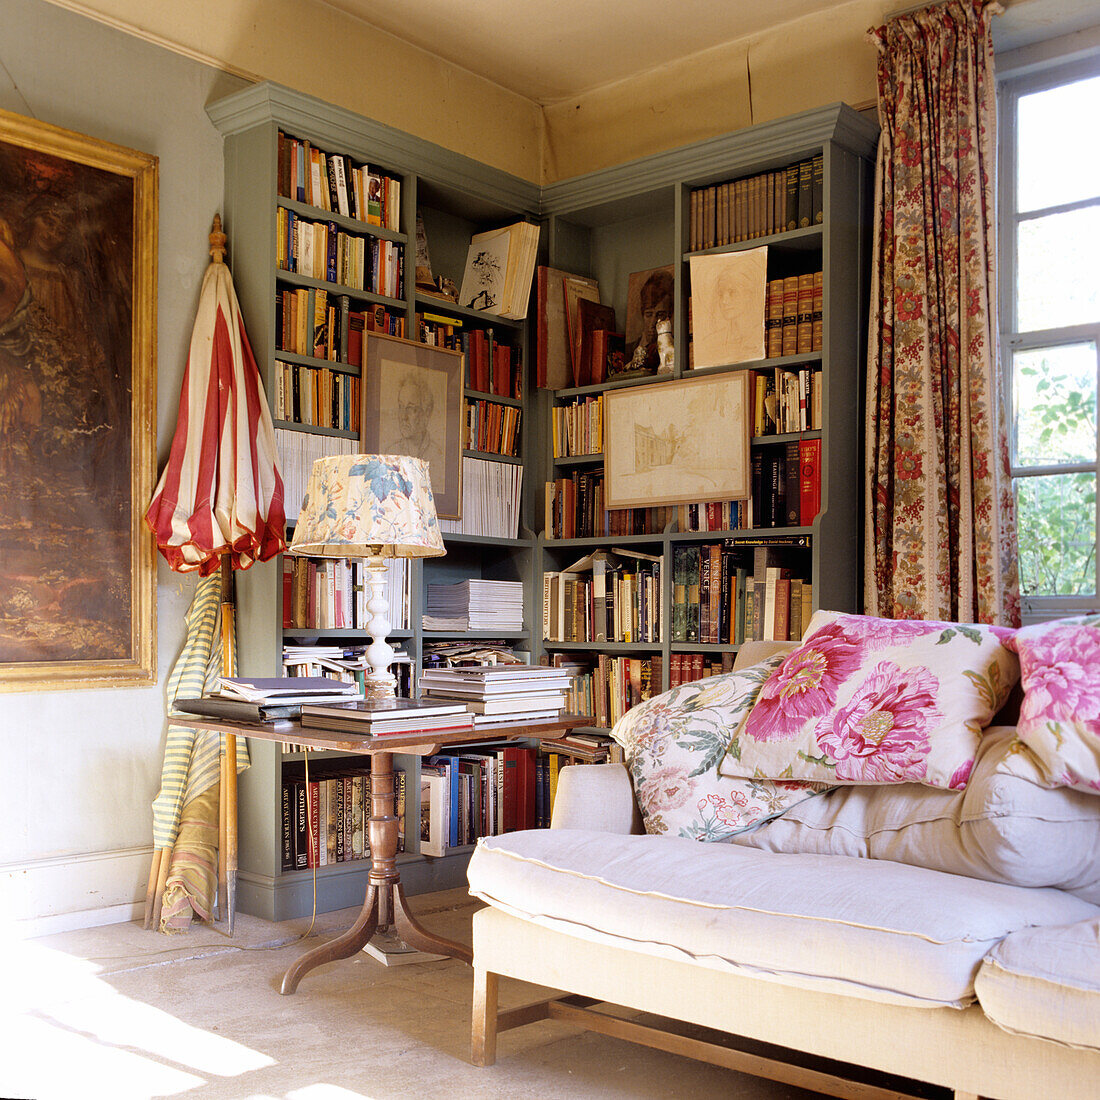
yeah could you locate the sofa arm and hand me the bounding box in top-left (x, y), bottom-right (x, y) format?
top-left (550, 762), bottom-right (644, 834)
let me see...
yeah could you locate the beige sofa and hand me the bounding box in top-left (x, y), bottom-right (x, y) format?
top-left (467, 642), bottom-right (1100, 1100)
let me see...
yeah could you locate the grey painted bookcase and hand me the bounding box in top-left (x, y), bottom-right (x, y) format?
top-left (208, 82), bottom-right (877, 921)
top-left (533, 102), bottom-right (878, 724)
top-left (208, 82), bottom-right (541, 921)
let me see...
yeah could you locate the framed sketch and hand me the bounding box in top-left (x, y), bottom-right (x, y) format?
top-left (360, 332), bottom-right (463, 519)
top-left (0, 108), bottom-right (158, 692)
top-left (604, 373), bottom-right (750, 508)
top-left (688, 247), bottom-right (767, 369)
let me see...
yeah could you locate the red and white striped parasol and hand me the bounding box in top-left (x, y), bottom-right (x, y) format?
top-left (145, 215), bottom-right (286, 574)
top-left (144, 216), bottom-right (286, 934)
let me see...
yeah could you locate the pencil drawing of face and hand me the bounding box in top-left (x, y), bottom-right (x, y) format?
top-left (378, 360), bottom-right (448, 494)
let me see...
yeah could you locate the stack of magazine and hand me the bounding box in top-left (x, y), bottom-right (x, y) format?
top-left (418, 664), bottom-right (573, 725)
top-left (422, 578), bottom-right (524, 632)
top-left (299, 696), bottom-right (474, 737)
top-left (173, 676), bottom-right (363, 723)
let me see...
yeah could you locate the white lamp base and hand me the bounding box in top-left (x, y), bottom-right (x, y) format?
top-left (363, 554), bottom-right (397, 699)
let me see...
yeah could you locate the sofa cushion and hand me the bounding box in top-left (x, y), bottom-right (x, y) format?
top-left (1006, 615), bottom-right (1100, 793)
top-left (467, 829), bottom-right (1098, 1009)
top-left (733, 611), bottom-right (1019, 789)
top-left (610, 654), bottom-right (829, 840)
top-left (975, 918), bottom-right (1100, 1052)
top-left (735, 726), bottom-right (1100, 904)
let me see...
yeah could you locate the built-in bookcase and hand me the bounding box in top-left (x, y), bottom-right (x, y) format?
top-left (208, 82), bottom-right (540, 921)
top-left (534, 103), bottom-right (878, 732)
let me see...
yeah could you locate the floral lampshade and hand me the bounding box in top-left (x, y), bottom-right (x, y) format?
top-left (289, 454), bottom-right (445, 559)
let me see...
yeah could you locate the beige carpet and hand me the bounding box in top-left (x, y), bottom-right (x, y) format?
top-left (2, 887), bottom-right (932, 1100)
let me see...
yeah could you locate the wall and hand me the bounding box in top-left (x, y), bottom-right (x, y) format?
top-left (0, 0), bottom-right (254, 933)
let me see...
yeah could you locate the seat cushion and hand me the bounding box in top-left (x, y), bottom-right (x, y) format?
top-left (975, 918), bottom-right (1100, 1051)
top-left (467, 829), bottom-right (1098, 1009)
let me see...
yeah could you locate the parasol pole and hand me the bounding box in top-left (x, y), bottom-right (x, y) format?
top-left (209, 214), bottom-right (240, 935)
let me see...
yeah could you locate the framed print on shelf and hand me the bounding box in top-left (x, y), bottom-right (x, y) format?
top-left (360, 331), bottom-right (463, 520)
top-left (604, 372), bottom-right (750, 509)
top-left (0, 108), bottom-right (158, 693)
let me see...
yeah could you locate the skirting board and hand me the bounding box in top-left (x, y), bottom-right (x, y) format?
top-left (1, 845), bottom-right (152, 938)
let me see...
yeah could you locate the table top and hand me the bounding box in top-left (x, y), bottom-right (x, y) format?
top-left (171, 712), bottom-right (593, 755)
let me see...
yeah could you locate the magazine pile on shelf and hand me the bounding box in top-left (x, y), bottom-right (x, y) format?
top-left (438, 457), bottom-right (522, 539)
top-left (422, 579), bottom-right (524, 633)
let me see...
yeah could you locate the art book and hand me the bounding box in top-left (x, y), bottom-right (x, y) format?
top-left (688, 247), bottom-right (767, 369)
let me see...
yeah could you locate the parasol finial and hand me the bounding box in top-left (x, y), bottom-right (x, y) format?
top-left (209, 214), bottom-right (227, 265)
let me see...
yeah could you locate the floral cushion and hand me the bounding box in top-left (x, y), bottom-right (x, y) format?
top-left (1005, 615), bottom-right (1100, 794)
top-left (610, 655), bottom-right (828, 840)
top-left (729, 611), bottom-right (1019, 789)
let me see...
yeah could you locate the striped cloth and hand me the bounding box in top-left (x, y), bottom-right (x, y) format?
top-left (152, 573), bottom-right (249, 850)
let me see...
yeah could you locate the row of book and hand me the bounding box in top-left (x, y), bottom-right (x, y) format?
top-left (280, 761), bottom-right (405, 871)
top-left (753, 439), bottom-right (821, 529)
top-left (542, 549), bottom-right (663, 644)
top-left (281, 645), bottom-right (414, 704)
top-left (438, 457), bottom-right (523, 539)
top-left (765, 272), bottom-right (823, 359)
top-left (277, 130), bottom-right (401, 231)
top-left (551, 394), bottom-right (603, 458)
top-left (688, 155), bottom-right (823, 252)
top-left (281, 556), bottom-right (411, 632)
top-left (752, 365), bottom-right (821, 436)
top-left (273, 359), bottom-right (360, 433)
top-left (276, 208), bottom-right (404, 299)
top-left (466, 328), bottom-right (521, 398)
top-left (465, 398), bottom-right (521, 457)
top-left (545, 469), bottom-right (603, 540)
top-left (276, 288), bottom-right (405, 364)
top-left (677, 500), bottom-right (751, 532)
top-left (275, 428), bottom-right (358, 520)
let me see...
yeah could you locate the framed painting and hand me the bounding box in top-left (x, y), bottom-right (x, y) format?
top-left (360, 332), bottom-right (463, 520)
top-left (0, 108), bottom-right (158, 692)
top-left (604, 372), bottom-right (750, 508)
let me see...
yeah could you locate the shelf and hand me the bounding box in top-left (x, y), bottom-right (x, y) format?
top-left (422, 630), bottom-right (531, 641)
top-left (465, 388), bottom-right (522, 407)
top-left (441, 532), bottom-right (533, 548)
top-left (543, 533), bottom-right (670, 548)
top-left (668, 528), bottom-right (813, 543)
top-left (281, 628), bottom-right (415, 640)
top-left (272, 420), bottom-right (358, 440)
top-left (543, 640), bottom-right (664, 653)
top-left (751, 430), bottom-right (822, 447)
top-left (274, 350), bottom-right (361, 375)
top-left (413, 292), bottom-right (524, 329)
top-left (683, 224), bottom-right (824, 260)
top-left (553, 453), bottom-right (603, 468)
top-left (276, 267), bottom-right (406, 310)
top-left (277, 196), bottom-right (407, 244)
top-left (462, 449), bottom-right (522, 465)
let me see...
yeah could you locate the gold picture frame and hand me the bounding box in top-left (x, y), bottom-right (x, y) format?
top-left (360, 331), bottom-right (463, 520)
top-left (604, 372), bottom-right (750, 508)
top-left (0, 108), bottom-right (158, 692)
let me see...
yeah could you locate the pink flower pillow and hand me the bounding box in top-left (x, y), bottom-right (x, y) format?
top-left (727, 611), bottom-right (1019, 789)
top-left (1005, 615), bottom-right (1100, 794)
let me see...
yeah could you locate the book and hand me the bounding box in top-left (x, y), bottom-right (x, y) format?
top-left (216, 676), bottom-right (361, 704)
top-left (537, 267), bottom-right (598, 389)
top-left (300, 697), bottom-right (469, 723)
top-left (419, 766), bottom-right (448, 857)
top-left (458, 221), bottom-right (539, 320)
top-left (300, 711), bottom-right (475, 736)
top-left (574, 298), bottom-right (616, 387)
top-left (461, 693), bottom-right (567, 714)
top-left (173, 696), bottom-right (299, 723)
top-left (562, 276), bottom-right (603, 381)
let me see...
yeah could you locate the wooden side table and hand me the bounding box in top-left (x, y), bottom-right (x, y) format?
top-left (175, 714), bottom-right (588, 992)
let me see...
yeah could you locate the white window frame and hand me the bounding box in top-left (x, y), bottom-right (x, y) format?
top-left (998, 54), bottom-right (1100, 620)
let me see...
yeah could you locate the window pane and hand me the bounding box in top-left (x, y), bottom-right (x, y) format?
top-left (1017, 207), bottom-right (1100, 332)
top-left (1016, 473), bottom-right (1096, 597)
top-left (1017, 75), bottom-right (1100, 212)
top-left (1013, 343), bottom-right (1097, 467)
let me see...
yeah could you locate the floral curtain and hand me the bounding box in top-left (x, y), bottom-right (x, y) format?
top-left (865, 0), bottom-right (1020, 626)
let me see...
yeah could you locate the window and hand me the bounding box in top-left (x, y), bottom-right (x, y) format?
top-left (1000, 59), bottom-right (1100, 614)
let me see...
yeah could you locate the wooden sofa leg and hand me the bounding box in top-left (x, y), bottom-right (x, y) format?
top-left (471, 968), bottom-right (499, 1067)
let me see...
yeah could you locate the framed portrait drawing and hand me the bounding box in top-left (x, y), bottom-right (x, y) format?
top-left (0, 108), bottom-right (158, 692)
top-left (360, 332), bottom-right (463, 519)
top-left (604, 372), bottom-right (750, 508)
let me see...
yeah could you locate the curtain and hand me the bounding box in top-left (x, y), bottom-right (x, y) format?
top-left (865, 0), bottom-right (1020, 626)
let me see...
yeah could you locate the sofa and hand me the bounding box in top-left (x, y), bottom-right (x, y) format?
top-left (466, 613), bottom-right (1100, 1100)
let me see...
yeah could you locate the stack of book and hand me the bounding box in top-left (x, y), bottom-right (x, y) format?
top-left (174, 675), bottom-right (363, 723)
top-left (419, 664), bottom-right (574, 725)
top-left (299, 696), bottom-right (474, 736)
top-left (458, 220), bottom-right (540, 320)
top-left (422, 578), bottom-right (524, 632)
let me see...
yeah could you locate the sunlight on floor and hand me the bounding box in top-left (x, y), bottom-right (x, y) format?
top-left (3, 939), bottom-right (275, 1099)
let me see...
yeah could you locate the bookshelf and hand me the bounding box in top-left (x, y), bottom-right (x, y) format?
top-left (208, 85), bottom-right (876, 919)
top-left (208, 82), bottom-right (541, 921)
top-left (535, 103), bottom-right (878, 730)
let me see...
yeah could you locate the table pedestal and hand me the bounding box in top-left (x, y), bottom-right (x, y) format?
top-left (280, 749), bottom-right (471, 995)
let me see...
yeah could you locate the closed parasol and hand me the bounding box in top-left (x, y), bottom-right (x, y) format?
top-left (144, 216), bottom-right (286, 933)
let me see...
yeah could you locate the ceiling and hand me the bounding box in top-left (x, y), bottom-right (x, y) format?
top-left (318, 0), bottom-right (853, 105)
top-left (317, 0), bottom-right (1100, 106)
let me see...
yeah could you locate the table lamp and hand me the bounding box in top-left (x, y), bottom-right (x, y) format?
top-left (289, 454), bottom-right (445, 698)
